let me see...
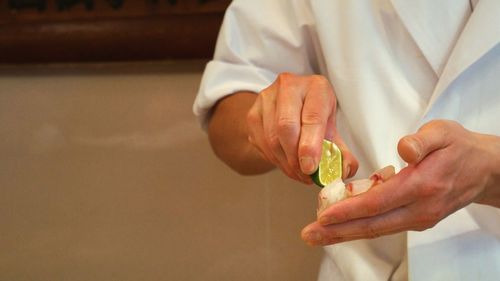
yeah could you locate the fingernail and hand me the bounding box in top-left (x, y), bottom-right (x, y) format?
top-left (304, 231), bottom-right (323, 244)
top-left (319, 216), bottom-right (337, 225)
top-left (407, 137), bottom-right (421, 161)
top-left (345, 165), bottom-right (350, 178)
top-left (300, 156), bottom-right (316, 175)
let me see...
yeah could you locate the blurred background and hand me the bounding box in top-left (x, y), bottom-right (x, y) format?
top-left (0, 1), bottom-right (321, 280)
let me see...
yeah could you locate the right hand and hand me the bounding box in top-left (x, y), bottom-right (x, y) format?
top-left (246, 73), bottom-right (358, 184)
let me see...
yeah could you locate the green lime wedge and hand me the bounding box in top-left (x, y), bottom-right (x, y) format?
top-left (311, 140), bottom-right (343, 187)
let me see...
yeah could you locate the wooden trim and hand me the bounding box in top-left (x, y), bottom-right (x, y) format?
top-left (0, 0), bottom-right (229, 63)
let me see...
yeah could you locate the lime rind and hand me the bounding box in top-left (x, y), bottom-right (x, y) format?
top-left (311, 140), bottom-right (343, 187)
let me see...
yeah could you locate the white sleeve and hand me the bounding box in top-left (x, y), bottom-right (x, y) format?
top-left (193, 0), bottom-right (319, 128)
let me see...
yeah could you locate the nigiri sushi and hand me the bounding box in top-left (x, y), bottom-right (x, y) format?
top-left (317, 165), bottom-right (395, 214)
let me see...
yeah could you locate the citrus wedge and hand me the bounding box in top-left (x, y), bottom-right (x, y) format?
top-left (311, 140), bottom-right (343, 187)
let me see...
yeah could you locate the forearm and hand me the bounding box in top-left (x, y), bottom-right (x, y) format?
top-left (207, 92), bottom-right (275, 175)
top-left (477, 133), bottom-right (500, 208)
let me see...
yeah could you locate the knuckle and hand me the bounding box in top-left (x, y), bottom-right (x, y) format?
top-left (277, 117), bottom-right (298, 135)
top-left (416, 183), bottom-right (438, 198)
top-left (246, 109), bottom-right (260, 125)
top-left (266, 133), bottom-right (281, 150)
top-left (247, 135), bottom-right (255, 145)
top-left (277, 72), bottom-right (296, 85)
top-left (301, 110), bottom-right (324, 125)
top-left (258, 88), bottom-right (270, 99)
top-left (259, 87), bottom-right (277, 102)
top-left (424, 119), bottom-right (462, 135)
top-left (425, 119), bottom-right (447, 130)
top-left (362, 221), bottom-right (381, 239)
top-left (298, 142), bottom-right (315, 157)
top-left (364, 196), bottom-right (385, 216)
top-left (365, 202), bottom-right (382, 216)
top-left (310, 74), bottom-right (329, 86)
top-left (416, 179), bottom-right (452, 199)
top-left (309, 75), bottom-right (335, 99)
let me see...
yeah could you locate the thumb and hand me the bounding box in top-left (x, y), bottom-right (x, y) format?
top-left (325, 113), bottom-right (358, 179)
top-left (398, 122), bottom-right (451, 164)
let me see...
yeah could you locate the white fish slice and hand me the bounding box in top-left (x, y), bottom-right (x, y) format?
top-left (317, 165), bottom-right (395, 215)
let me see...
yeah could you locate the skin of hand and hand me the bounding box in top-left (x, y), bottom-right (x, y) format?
top-left (301, 120), bottom-right (500, 246)
top-left (246, 72), bottom-right (358, 183)
top-left (208, 92), bottom-right (276, 175)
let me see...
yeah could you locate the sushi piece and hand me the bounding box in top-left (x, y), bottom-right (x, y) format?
top-left (317, 165), bottom-right (395, 214)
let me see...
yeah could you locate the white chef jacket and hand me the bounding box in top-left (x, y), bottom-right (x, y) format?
top-left (193, 0), bottom-right (500, 280)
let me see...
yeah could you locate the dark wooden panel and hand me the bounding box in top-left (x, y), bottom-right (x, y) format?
top-left (0, 0), bottom-right (230, 63)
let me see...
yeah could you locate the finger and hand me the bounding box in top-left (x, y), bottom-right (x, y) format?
top-left (323, 100), bottom-right (359, 179)
top-left (317, 168), bottom-right (417, 225)
top-left (298, 77), bottom-right (335, 175)
top-left (254, 84), bottom-right (302, 181)
top-left (274, 76), bottom-right (308, 180)
top-left (370, 165), bottom-right (396, 182)
top-left (332, 135), bottom-right (359, 179)
top-left (275, 83), bottom-right (301, 169)
top-left (302, 204), bottom-right (415, 246)
top-left (261, 87), bottom-right (291, 167)
top-left (398, 120), bottom-right (453, 164)
top-left (248, 111), bottom-right (301, 181)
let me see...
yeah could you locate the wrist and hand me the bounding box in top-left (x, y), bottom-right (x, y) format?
top-left (477, 134), bottom-right (500, 208)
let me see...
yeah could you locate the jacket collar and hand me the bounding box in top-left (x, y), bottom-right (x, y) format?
top-left (391, 0), bottom-right (500, 114)
top-left (390, 0), bottom-right (472, 76)
top-left (426, 0), bottom-right (500, 113)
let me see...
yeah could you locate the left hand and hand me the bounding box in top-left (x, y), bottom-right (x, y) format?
top-left (301, 120), bottom-right (500, 246)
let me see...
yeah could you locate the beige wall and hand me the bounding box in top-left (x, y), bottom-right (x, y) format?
top-left (0, 61), bottom-right (322, 281)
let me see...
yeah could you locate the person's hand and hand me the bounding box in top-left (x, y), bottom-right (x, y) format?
top-left (301, 120), bottom-right (500, 245)
top-left (246, 73), bottom-right (358, 183)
